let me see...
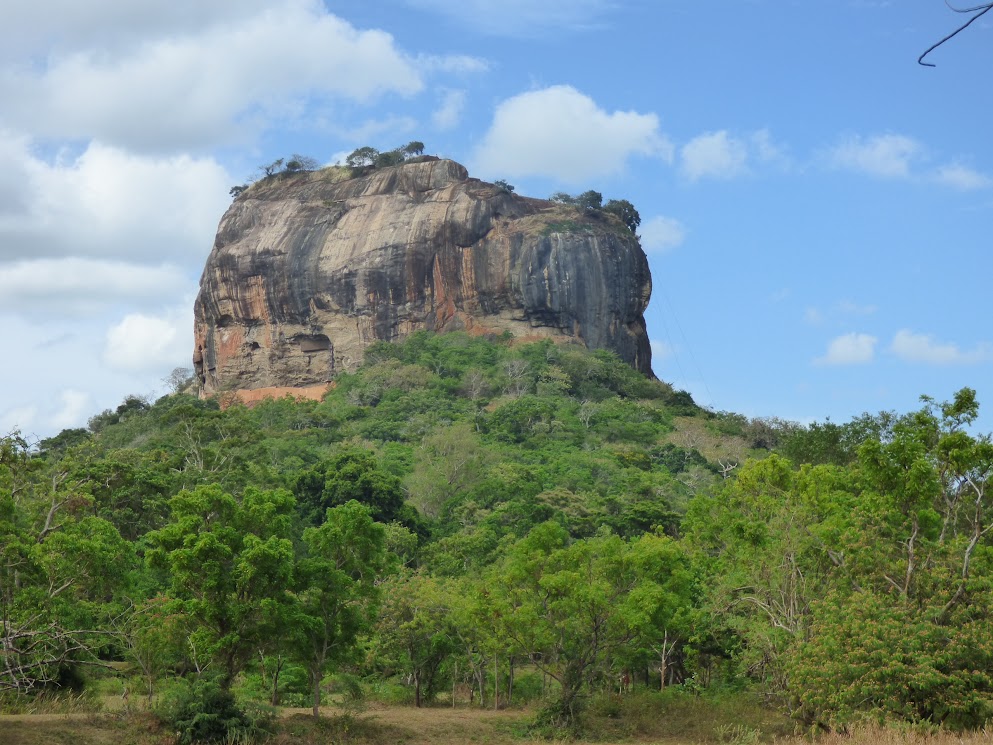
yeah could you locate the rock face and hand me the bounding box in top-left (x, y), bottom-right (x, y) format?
top-left (193, 158), bottom-right (652, 396)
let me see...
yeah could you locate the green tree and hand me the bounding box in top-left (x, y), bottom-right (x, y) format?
top-left (345, 146), bottom-right (379, 168)
top-left (618, 533), bottom-right (696, 689)
top-left (284, 154), bottom-right (319, 172)
top-left (146, 485), bottom-right (296, 688)
top-left (374, 149), bottom-right (406, 168)
top-left (401, 141), bottom-right (425, 157)
top-left (574, 190), bottom-right (603, 213)
top-left (493, 523), bottom-right (639, 725)
top-left (684, 455), bottom-right (850, 691)
top-left (374, 571), bottom-right (455, 707)
top-left (290, 501), bottom-right (388, 717)
top-left (294, 449), bottom-right (407, 526)
top-left (603, 198), bottom-right (641, 234)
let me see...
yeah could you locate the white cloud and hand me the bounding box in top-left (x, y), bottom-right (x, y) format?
top-left (0, 136), bottom-right (230, 263)
top-left (104, 311), bottom-right (191, 374)
top-left (837, 300), bottom-right (878, 315)
top-left (49, 390), bottom-right (91, 431)
top-left (827, 134), bottom-right (922, 179)
top-left (473, 85), bottom-right (671, 183)
top-left (416, 54), bottom-right (489, 75)
top-left (0, 405), bottom-right (38, 436)
top-left (890, 329), bottom-right (992, 365)
top-left (814, 333), bottom-right (878, 365)
top-left (331, 115), bottom-right (419, 144)
top-left (650, 340), bottom-right (672, 361)
top-left (0, 258), bottom-right (190, 313)
top-left (640, 216), bottom-right (686, 253)
top-left (680, 131), bottom-right (749, 181)
top-left (0, 1), bottom-right (275, 59)
top-left (750, 129), bottom-right (791, 168)
top-left (433, 89), bottom-right (466, 130)
top-left (405, 0), bottom-right (611, 36)
top-left (0, 2), bottom-right (428, 150)
top-left (933, 163), bottom-right (992, 191)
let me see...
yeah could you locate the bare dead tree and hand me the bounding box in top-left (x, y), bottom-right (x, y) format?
top-left (718, 459), bottom-right (739, 480)
top-left (919, 2), bottom-right (993, 67)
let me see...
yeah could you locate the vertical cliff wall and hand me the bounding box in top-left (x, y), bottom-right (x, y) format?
top-left (193, 158), bottom-right (652, 396)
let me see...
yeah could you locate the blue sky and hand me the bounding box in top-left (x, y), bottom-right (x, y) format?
top-left (1, 0), bottom-right (990, 438)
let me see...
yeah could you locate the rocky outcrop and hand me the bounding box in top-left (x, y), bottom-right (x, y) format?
top-left (193, 158), bottom-right (652, 397)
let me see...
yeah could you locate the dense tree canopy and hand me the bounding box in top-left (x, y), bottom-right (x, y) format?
top-left (2, 331), bottom-right (991, 737)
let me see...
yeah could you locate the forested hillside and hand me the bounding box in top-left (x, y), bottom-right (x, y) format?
top-left (2, 332), bottom-right (991, 741)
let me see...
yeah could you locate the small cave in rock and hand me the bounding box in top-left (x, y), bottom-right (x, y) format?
top-left (294, 334), bottom-right (331, 353)
top-left (291, 334), bottom-right (337, 379)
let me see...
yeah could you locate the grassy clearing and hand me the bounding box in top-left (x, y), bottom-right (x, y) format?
top-left (4, 690), bottom-right (993, 745)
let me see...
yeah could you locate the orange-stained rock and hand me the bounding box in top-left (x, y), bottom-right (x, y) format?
top-left (193, 158), bottom-right (652, 397)
top-left (217, 384), bottom-right (332, 409)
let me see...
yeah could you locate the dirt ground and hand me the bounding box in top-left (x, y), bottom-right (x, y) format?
top-left (5, 701), bottom-right (993, 745)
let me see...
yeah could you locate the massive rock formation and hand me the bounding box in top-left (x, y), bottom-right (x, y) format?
top-left (193, 158), bottom-right (652, 397)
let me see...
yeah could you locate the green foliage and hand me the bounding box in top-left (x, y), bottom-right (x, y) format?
top-left (374, 571), bottom-right (457, 707)
top-left (146, 484), bottom-right (296, 687)
top-left (88, 394), bottom-right (150, 433)
top-left (294, 449), bottom-right (408, 527)
top-left (791, 590), bottom-right (993, 729)
top-left (547, 191), bottom-right (643, 235)
top-left (159, 677), bottom-right (274, 744)
top-left (575, 189), bottom-right (603, 212)
top-left (345, 141), bottom-right (428, 171)
top-left (490, 523), bottom-right (696, 725)
top-left (8, 331), bottom-right (993, 738)
top-left (493, 178), bottom-right (515, 192)
top-left (603, 198), bottom-right (641, 234)
top-left (292, 500), bottom-right (389, 716)
top-left (345, 146), bottom-right (379, 168)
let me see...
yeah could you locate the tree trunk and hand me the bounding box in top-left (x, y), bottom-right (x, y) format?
top-left (312, 670), bottom-right (322, 719)
top-left (415, 669), bottom-right (422, 708)
top-left (271, 656), bottom-right (284, 706)
top-left (507, 656), bottom-right (514, 705)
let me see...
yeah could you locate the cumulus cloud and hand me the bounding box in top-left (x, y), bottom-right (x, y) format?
top-left (473, 86), bottom-right (671, 183)
top-left (0, 258), bottom-right (190, 314)
top-left (680, 131), bottom-right (748, 181)
top-left (104, 311), bottom-right (191, 373)
top-left (814, 333), bottom-right (878, 365)
top-left (0, 2), bottom-right (431, 150)
top-left (49, 389), bottom-right (91, 431)
top-left (933, 163), bottom-right (992, 191)
top-left (640, 216), bottom-right (686, 253)
top-left (0, 1), bottom-right (275, 59)
top-left (827, 134), bottom-right (922, 179)
top-left (679, 129), bottom-right (789, 182)
top-left (433, 89), bottom-right (467, 130)
top-left (0, 405), bottom-right (38, 436)
top-left (0, 136), bottom-right (230, 263)
top-left (405, 0), bottom-right (611, 36)
top-left (650, 340), bottom-right (673, 361)
top-left (890, 329), bottom-right (992, 365)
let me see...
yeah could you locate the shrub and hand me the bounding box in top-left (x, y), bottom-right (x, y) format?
top-left (158, 678), bottom-right (273, 744)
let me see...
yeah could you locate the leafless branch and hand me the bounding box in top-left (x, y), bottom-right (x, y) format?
top-left (919, 2), bottom-right (993, 67)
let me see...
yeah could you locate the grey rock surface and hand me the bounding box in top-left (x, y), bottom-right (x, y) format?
top-left (194, 158), bottom-right (652, 396)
